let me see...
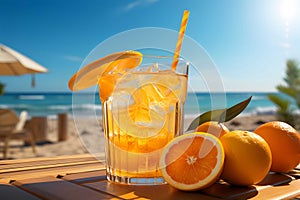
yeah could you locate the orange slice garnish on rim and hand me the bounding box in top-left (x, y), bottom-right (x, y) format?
top-left (68, 51), bottom-right (143, 97)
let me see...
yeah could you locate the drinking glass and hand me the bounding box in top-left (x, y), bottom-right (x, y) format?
top-left (101, 55), bottom-right (188, 185)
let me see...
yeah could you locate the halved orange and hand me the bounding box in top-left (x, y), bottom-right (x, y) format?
top-left (68, 51), bottom-right (142, 101)
top-left (160, 132), bottom-right (224, 191)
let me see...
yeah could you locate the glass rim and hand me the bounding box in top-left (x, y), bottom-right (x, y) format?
top-left (120, 53), bottom-right (188, 63)
top-left (143, 54), bottom-right (188, 62)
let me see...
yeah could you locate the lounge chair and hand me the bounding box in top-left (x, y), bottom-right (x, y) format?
top-left (0, 109), bottom-right (36, 159)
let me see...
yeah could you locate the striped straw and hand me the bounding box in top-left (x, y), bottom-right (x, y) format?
top-left (171, 10), bottom-right (190, 70)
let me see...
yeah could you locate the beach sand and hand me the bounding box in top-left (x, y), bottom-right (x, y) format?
top-left (1, 114), bottom-right (276, 160)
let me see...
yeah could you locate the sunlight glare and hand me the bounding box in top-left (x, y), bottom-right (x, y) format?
top-left (280, 0), bottom-right (296, 21)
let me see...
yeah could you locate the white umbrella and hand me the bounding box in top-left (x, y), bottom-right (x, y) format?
top-left (0, 44), bottom-right (48, 87)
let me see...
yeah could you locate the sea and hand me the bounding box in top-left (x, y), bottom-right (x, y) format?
top-left (0, 92), bottom-right (280, 119)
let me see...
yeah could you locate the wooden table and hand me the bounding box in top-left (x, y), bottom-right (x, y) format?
top-left (0, 154), bottom-right (299, 200)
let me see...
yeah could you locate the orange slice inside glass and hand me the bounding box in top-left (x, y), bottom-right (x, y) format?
top-left (68, 51), bottom-right (143, 101)
top-left (107, 82), bottom-right (180, 153)
top-left (113, 83), bottom-right (179, 138)
top-left (160, 132), bottom-right (225, 191)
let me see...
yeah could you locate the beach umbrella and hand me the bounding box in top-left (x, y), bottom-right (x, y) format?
top-left (0, 44), bottom-right (48, 87)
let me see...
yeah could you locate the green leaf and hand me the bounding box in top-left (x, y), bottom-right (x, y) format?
top-left (186, 96), bottom-right (252, 131)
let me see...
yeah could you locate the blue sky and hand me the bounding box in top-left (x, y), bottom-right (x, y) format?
top-left (0, 0), bottom-right (299, 92)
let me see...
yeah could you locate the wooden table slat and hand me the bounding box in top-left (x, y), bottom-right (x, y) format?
top-left (0, 157), bottom-right (98, 171)
top-left (288, 168), bottom-right (300, 180)
top-left (0, 162), bottom-right (105, 182)
top-left (0, 181), bottom-right (41, 200)
top-left (250, 179), bottom-right (300, 200)
top-left (201, 173), bottom-right (296, 200)
top-left (256, 172), bottom-right (295, 186)
top-left (13, 176), bottom-right (120, 200)
top-left (0, 154), bottom-right (98, 165)
top-left (0, 154), bottom-right (100, 171)
top-left (84, 181), bottom-right (222, 200)
top-left (0, 160), bottom-right (102, 174)
top-left (61, 170), bottom-right (107, 184)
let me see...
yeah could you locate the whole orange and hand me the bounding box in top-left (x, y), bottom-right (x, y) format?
top-left (196, 121), bottom-right (230, 138)
top-left (254, 121), bottom-right (300, 173)
top-left (220, 130), bottom-right (272, 186)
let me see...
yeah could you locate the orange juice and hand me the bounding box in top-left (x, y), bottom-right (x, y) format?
top-left (100, 61), bottom-right (188, 184)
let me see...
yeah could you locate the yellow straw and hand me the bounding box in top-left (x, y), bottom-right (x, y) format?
top-left (171, 10), bottom-right (190, 70)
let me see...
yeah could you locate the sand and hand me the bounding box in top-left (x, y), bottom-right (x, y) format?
top-left (1, 114), bottom-right (277, 160)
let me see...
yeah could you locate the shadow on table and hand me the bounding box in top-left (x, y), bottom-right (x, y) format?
top-left (84, 172), bottom-right (294, 200)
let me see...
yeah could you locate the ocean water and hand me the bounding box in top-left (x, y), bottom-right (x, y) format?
top-left (0, 92), bottom-right (279, 119)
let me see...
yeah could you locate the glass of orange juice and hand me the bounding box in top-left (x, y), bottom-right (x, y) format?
top-left (99, 54), bottom-right (188, 185)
